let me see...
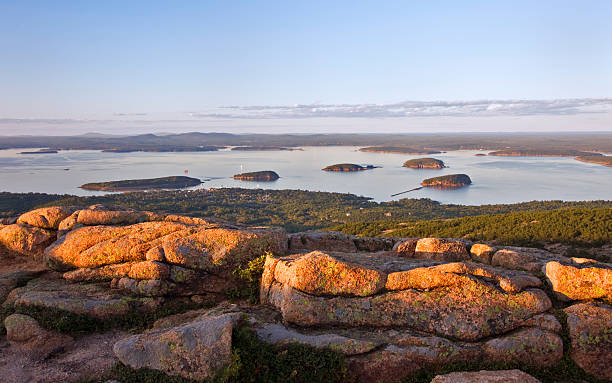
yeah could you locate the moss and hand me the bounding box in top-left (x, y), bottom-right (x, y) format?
top-left (1, 299), bottom-right (215, 337)
top-left (226, 253), bottom-right (268, 304)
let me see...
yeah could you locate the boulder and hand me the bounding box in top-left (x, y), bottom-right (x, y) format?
top-left (414, 238), bottom-right (470, 261)
top-left (288, 231), bottom-right (357, 253)
top-left (44, 222), bottom-right (190, 270)
top-left (17, 206), bottom-right (76, 230)
top-left (545, 259), bottom-right (611, 301)
top-left (160, 227), bottom-right (287, 271)
top-left (58, 204), bottom-right (161, 231)
top-left (272, 251), bottom-right (387, 297)
top-left (491, 246), bottom-right (566, 272)
top-left (4, 313), bottom-right (73, 359)
top-left (113, 313), bottom-right (240, 380)
top-left (470, 243), bottom-right (496, 264)
top-left (0, 224), bottom-right (55, 258)
top-left (564, 303), bottom-right (612, 381)
top-left (430, 370), bottom-right (541, 383)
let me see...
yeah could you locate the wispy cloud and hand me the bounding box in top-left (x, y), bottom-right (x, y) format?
top-left (190, 98), bottom-right (612, 119)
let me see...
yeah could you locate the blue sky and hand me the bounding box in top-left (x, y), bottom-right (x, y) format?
top-left (0, 1), bottom-right (611, 134)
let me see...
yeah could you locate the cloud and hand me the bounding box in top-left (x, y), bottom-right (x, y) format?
top-left (189, 98), bottom-right (612, 119)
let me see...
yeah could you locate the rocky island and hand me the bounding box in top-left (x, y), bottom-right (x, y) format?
top-left (233, 170), bottom-right (280, 181)
top-left (359, 146), bottom-right (441, 154)
top-left (403, 158), bottom-right (446, 169)
top-left (80, 176), bottom-right (202, 191)
top-left (576, 155), bottom-right (612, 167)
top-left (421, 173), bottom-right (472, 188)
top-left (323, 163), bottom-right (377, 172)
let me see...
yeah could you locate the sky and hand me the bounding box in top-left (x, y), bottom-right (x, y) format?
top-left (0, 1), bottom-right (611, 135)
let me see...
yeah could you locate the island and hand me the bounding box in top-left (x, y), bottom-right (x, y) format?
top-left (575, 155), bottom-right (612, 167)
top-left (19, 149), bottom-right (58, 154)
top-left (231, 146), bottom-right (301, 151)
top-left (80, 176), bottom-right (202, 192)
top-left (322, 163), bottom-right (377, 172)
top-left (101, 146), bottom-right (221, 153)
top-left (421, 174), bottom-right (472, 189)
top-left (488, 149), bottom-right (601, 157)
top-left (233, 171), bottom-right (280, 181)
top-left (359, 146), bottom-right (441, 155)
top-left (403, 158), bottom-right (446, 169)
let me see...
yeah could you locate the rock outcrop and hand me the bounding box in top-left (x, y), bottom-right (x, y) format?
top-left (430, 369), bottom-right (541, 383)
top-left (39, 205), bottom-right (287, 298)
top-left (2, 205), bottom-right (611, 382)
top-left (262, 252), bottom-right (552, 342)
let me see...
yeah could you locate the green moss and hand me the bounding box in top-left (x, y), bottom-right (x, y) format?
top-left (226, 253), bottom-right (268, 304)
top-left (1, 299), bottom-right (214, 337)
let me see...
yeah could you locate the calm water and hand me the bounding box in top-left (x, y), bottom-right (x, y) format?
top-left (0, 147), bottom-right (610, 204)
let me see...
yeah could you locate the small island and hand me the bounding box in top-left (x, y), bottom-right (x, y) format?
top-left (322, 163), bottom-right (377, 172)
top-left (575, 155), bottom-right (612, 167)
top-left (231, 146), bottom-right (301, 151)
top-left (359, 146), bottom-right (441, 155)
top-left (403, 158), bottom-right (446, 169)
top-left (233, 171), bottom-right (280, 181)
top-left (421, 174), bottom-right (472, 189)
top-left (20, 149), bottom-right (58, 154)
top-left (80, 176), bottom-right (202, 192)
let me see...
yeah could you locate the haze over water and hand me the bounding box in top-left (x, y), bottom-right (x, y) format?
top-left (1, 147), bottom-right (610, 205)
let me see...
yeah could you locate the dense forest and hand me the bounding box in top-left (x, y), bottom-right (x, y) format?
top-left (2, 189), bottom-right (612, 234)
top-left (333, 207), bottom-right (612, 246)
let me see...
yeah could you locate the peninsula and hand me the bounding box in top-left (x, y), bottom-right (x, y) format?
top-left (80, 176), bottom-right (202, 192)
top-left (421, 174), bottom-right (472, 188)
top-left (403, 158), bottom-right (446, 169)
top-left (575, 155), bottom-right (612, 167)
top-left (233, 171), bottom-right (280, 181)
top-left (322, 163), bottom-right (377, 172)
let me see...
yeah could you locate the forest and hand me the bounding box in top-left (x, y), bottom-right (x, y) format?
top-left (333, 207), bottom-right (612, 246)
top-left (2, 189), bottom-right (612, 235)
